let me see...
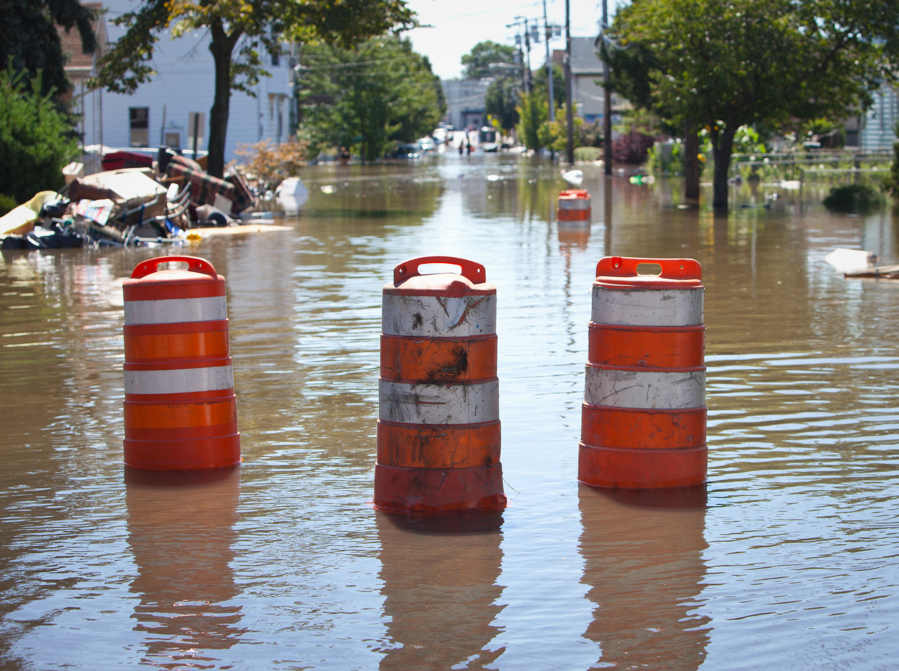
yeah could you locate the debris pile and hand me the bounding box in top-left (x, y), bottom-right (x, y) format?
top-left (0, 147), bottom-right (267, 250)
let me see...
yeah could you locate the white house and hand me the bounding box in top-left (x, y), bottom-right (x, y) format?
top-left (80, 1), bottom-right (294, 164)
top-left (441, 79), bottom-right (488, 131)
top-left (856, 85), bottom-right (899, 150)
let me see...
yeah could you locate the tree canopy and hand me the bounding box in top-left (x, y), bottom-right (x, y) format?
top-left (93, 0), bottom-right (416, 177)
top-left (461, 41), bottom-right (517, 79)
top-left (298, 36), bottom-right (444, 161)
top-left (0, 65), bottom-right (79, 204)
top-left (0, 0), bottom-right (98, 99)
top-left (516, 91), bottom-right (548, 152)
top-left (532, 63), bottom-right (565, 111)
top-left (485, 76), bottom-right (520, 132)
top-left (608, 0), bottom-right (899, 208)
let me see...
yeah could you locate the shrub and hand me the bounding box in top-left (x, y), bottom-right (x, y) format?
top-left (574, 146), bottom-right (602, 162)
top-left (0, 193), bottom-right (19, 216)
top-left (823, 184), bottom-right (884, 214)
top-left (647, 140), bottom-right (683, 175)
top-left (0, 64), bottom-right (78, 204)
top-left (233, 138), bottom-right (308, 192)
top-left (612, 131), bottom-right (655, 164)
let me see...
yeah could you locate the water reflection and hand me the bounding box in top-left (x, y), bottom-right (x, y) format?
top-left (558, 222), bottom-right (591, 250)
top-left (300, 165), bottom-right (445, 223)
top-left (376, 512), bottom-right (504, 670)
top-left (125, 466), bottom-right (245, 667)
top-left (578, 485), bottom-right (710, 670)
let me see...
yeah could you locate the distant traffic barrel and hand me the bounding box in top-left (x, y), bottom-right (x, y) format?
top-left (558, 189), bottom-right (591, 223)
top-left (123, 256), bottom-right (240, 470)
top-left (579, 256), bottom-right (706, 488)
top-left (374, 256), bottom-right (506, 514)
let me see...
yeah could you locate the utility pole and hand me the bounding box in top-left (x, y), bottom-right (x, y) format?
top-left (509, 17), bottom-right (533, 92)
top-left (602, 0), bottom-right (612, 175)
top-left (523, 18), bottom-right (532, 92)
top-left (542, 0), bottom-right (555, 125)
top-left (515, 33), bottom-right (527, 94)
top-left (564, 0), bottom-right (574, 164)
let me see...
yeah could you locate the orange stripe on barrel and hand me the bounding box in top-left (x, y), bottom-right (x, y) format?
top-left (581, 404), bottom-right (706, 449)
top-left (380, 335), bottom-right (496, 382)
top-left (123, 282), bottom-right (226, 302)
top-left (588, 324), bottom-right (704, 368)
top-left (125, 396), bottom-right (236, 429)
top-left (558, 209), bottom-right (590, 221)
top-left (125, 327), bottom-right (230, 362)
top-left (578, 443), bottom-right (707, 489)
top-left (124, 422), bottom-right (239, 441)
top-left (124, 434), bottom-right (240, 471)
top-left (378, 419), bottom-right (500, 469)
top-left (373, 463), bottom-right (506, 514)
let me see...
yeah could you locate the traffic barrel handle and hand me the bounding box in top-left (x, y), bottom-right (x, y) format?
top-left (394, 256), bottom-right (486, 285)
top-left (131, 256), bottom-right (218, 280)
top-left (597, 256), bottom-right (702, 281)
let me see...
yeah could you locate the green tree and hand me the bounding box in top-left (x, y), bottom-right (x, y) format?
top-left (461, 41), bottom-right (517, 79)
top-left (0, 65), bottom-right (79, 204)
top-left (0, 0), bottom-right (98, 100)
top-left (532, 63), bottom-right (564, 111)
top-left (92, 0), bottom-right (415, 178)
top-left (609, 0), bottom-right (899, 209)
top-left (516, 91), bottom-right (548, 151)
top-left (298, 36), bottom-right (444, 162)
top-left (485, 76), bottom-right (520, 131)
top-left (538, 106), bottom-right (584, 153)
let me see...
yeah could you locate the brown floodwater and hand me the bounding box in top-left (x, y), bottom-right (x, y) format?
top-left (1, 153), bottom-right (898, 670)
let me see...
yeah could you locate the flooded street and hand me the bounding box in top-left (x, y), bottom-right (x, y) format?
top-left (1, 153), bottom-right (898, 670)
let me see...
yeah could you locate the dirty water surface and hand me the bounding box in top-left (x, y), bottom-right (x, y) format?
top-left (1, 155), bottom-right (898, 670)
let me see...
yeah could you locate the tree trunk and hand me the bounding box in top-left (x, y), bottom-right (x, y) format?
top-left (207, 21), bottom-right (241, 178)
top-left (711, 125), bottom-right (737, 209)
top-left (683, 122), bottom-right (700, 202)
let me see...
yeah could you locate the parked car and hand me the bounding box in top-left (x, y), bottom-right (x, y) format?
top-left (388, 144), bottom-right (421, 159)
top-left (418, 137), bottom-right (436, 153)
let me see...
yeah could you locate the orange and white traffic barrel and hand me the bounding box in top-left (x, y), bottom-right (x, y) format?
top-left (558, 189), bottom-right (591, 224)
top-left (122, 256), bottom-right (240, 470)
top-left (579, 256), bottom-right (706, 488)
top-left (374, 256), bottom-right (506, 514)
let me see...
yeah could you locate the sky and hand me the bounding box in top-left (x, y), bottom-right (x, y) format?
top-left (403, 0), bottom-right (626, 80)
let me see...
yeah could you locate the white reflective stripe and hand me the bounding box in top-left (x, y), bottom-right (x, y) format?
top-left (124, 296), bottom-right (228, 325)
top-left (382, 294), bottom-right (496, 337)
top-left (124, 365), bottom-right (234, 395)
top-left (380, 379), bottom-right (499, 424)
top-left (558, 199), bottom-right (590, 210)
top-left (585, 366), bottom-right (705, 409)
top-left (592, 287), bottom-right (703, 326)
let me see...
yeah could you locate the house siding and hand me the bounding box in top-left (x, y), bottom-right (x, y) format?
top-left (88, 1), bottom-right (293, 162)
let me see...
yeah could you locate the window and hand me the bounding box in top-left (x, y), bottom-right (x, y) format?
top-left (164, 131), bottom-right (181, 150)
top-left (129, 107), bottom-right (149, 147)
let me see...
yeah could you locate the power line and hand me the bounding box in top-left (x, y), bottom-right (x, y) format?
top-left (421, 2), bottom-right (540, 21)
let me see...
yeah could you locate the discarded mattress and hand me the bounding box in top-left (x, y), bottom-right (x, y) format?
top-left (0, 191), bottom-right (61, 236)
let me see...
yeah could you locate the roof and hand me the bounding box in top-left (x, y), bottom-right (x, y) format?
top-left (59, 2), bottom-right (107, 79)
top-left (551, 38), bottom-right (604, 76)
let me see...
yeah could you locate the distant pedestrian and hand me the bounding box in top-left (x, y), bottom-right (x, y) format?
top-left (458, 138), bottom-right (463, 155)
top-left (466, 139), bottom-right (472, 156)
top-left (339, 146), bottom-right (350, 166)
